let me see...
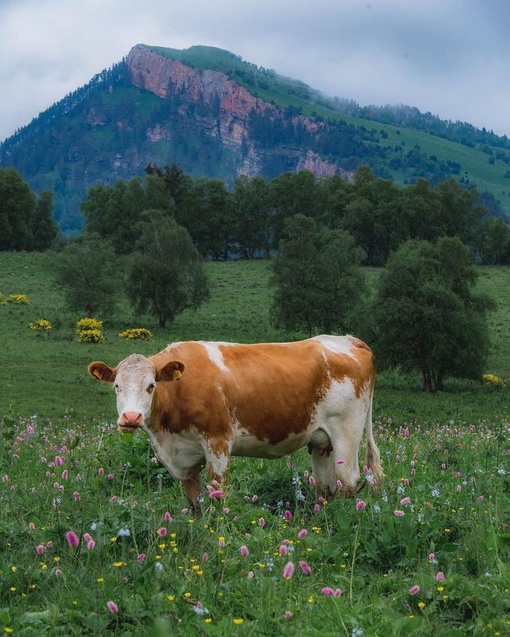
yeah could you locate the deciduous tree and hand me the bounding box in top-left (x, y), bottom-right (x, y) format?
top-left (271, 214), bottom-right (366, 337)
top-left (369, 237), bottom-right (495, 391)
top-left (126, 214), bottom-right (210, 328)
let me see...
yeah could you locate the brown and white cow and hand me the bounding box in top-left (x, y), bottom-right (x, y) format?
top-left (88, 335), bottom-right (383, 511)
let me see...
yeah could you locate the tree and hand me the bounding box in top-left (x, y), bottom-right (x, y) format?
top-left (126, 214), bottom-right (210, 328)
top-left (231, 175), bottom-right (272, 258)
top-left (173, 178), bottom-right (233, 259)
top-left (369, 238), bottom-right (495, 391)
top-left (53, 233), bottom-right (119, 317)
top-left (0, 168), bottom-right (36, 251)
top-left (271, 214), bottom-right (366, 337)
top-left (474, 216), bottom-right (510, 265)
top-left (270, 171), bottom-right (319, 249)
top-left (32, 190), bottom-right (58, 251)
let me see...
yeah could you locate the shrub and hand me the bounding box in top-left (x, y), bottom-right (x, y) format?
top-left (482, 373), bottom-right (505, 388)
top-left (119, 328), bottom-right (153, 341)
top-left (7, 294), bottom-right (30, 304)
top-left (75, 318), bottom-right (103, 333)
top-left (28, 319), bottom-right (52, 331)
top-left (78, 329), bottom-right (105, 344)
top-left (76, 318), bottom-right (104, 344)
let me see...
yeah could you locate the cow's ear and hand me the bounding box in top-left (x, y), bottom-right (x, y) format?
top-left (88, 362), bottom-right (116, 383)
top-left (157, 361), bottom-right (185, 382)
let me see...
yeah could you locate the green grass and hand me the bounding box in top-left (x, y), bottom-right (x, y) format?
top-left (0, 253), bottom-right (509, 635)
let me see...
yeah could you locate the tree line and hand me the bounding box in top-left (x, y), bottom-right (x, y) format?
top-left (77, 163), bottom-right (510, 266)
top-left (0, 164), bottom-right (499, 390)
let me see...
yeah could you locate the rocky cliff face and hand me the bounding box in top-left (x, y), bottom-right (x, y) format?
top-left (126, 44), bottom-right (343, 180)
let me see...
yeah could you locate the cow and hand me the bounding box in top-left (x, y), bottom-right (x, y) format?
top-left (88, 335), bottom-right (383, 512)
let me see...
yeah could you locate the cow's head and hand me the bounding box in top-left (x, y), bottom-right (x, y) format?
top-left (88, 353), bottom-right (184, 432)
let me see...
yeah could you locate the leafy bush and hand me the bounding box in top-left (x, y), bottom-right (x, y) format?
top-left (28, 319), bottom-right (52, 332)
top-left (119, 328), bottom-right (153, 341)
top-left (7, 294), bottom-right (30, 304)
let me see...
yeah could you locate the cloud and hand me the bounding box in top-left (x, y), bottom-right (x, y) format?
top-left (0, 0), bottom-right (509, 142)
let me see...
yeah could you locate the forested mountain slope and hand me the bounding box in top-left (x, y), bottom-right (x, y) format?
top-left (1, 44), bottom-right (509, 233)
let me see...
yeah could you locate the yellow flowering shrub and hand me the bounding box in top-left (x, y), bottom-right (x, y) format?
top-left (76, 318), bottom-right (104, 344)
top-left (28, 319), bottom-right (53, 331)
top-left (78, 329), bottom-right (105, 344)
top-left (76, 318), bottom-right (103, 334)
top-left (482, 373), bottom-right (504, 388)
top-left (7, 294), bottom-right (30, 304)
top-left (119, 328), bottom-right (153, 341)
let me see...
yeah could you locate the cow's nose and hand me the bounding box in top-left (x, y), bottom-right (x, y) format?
top-left (121, 411), bottom-right (143, 425)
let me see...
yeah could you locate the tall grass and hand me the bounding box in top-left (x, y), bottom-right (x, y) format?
top-left (0, 253), bottom-right (509, 635)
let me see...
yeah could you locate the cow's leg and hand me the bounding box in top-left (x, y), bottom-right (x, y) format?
top-left (319, 415), bottom-right (365, 498)
top-left (204, 440), bottom-right (231, 497)
top-left (181, 473), bottom-right (203, 515)
top-left (310, 448), bottom-right (336, 501)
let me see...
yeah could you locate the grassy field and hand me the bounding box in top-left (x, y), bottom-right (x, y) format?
top-left (0, 252), bottom-right (509, 636)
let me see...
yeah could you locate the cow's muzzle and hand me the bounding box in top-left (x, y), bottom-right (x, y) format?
top-left (118, 411), bottom-right (143, 433)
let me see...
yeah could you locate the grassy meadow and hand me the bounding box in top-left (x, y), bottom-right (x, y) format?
top-left (0, 252), bottom-right (509, 636)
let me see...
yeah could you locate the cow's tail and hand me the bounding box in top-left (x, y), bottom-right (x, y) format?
top-left (364, 396), bottom-right (384, 489)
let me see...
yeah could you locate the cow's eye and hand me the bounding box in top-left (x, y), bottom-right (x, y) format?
top-left (114, 383), bottom-right (120, 393)
top-left (147, 382), bottom-right (156, 394)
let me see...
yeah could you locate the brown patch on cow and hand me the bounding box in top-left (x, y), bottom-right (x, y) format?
top-left (218, 341), bottom-right (330, 444)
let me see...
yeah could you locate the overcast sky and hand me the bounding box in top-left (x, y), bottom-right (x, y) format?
top-left (1, 0), bottom-right (509, 143)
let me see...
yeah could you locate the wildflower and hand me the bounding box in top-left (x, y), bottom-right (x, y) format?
top-left (394, 510), bottom-right (405, 517)
top-left (106, 600), bottom-right (118, 614)
top-left (279, 544), bottom-right (288, 555)
top-left (35, 544), bottom-right (45, 554)
top-left (233, 619), bottom-right (244, 625)
top-left (248, 571), bottom-right (254, 579)
top-left (400, 497), bottom-right (411, 505)
top-left (283, 562), bottom-right (295, 580)
top-left (240, 545), bottom-right (249, 556)
top-left (418, 602), bottom-right (426, 609)
top-left (284, 509), bottom-right (293, 520)
top-left (285, 611), bottom-right (292, 619)
top-left (297, 528), bottom-right (308, 539)
top-left (435, 571), bottom-right (445, 581)
top-left (258, 517), bottom-right (266, 527)
top-left (137, 554), bottom-right (146, 562)
top-left (87, 540), bottom-right (95, 550)
top-left (299, 560), bottom-right (312, 575)
top-left (209, 489), bottom-right (224, 499)
top-left (218, 536), bottom-right (226, 548)
top-left (408, 585), bottom-right (420, 595)
top-left (193, 602), bottom-right (209, 616)
top-left (356, 499), bottom-right (366, 512)
top-left (322, 587), bottom-right (342, 597)
top-left (65, 531), bottom-right (79, 547)
top-left (157, 527), bottom-right (167, 537)
top-left (164, 511), bottom-right (172, 522)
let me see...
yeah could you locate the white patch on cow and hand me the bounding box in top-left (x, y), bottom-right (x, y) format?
top-left (313, 334), bottom-right (357, 358)
top-left (206, 450), bottom-right (230, 479)
top-left (115, 355), bottom-right (156, 425)
top-left (201, 342), bottom-right (231, 372)
top-left (145, 429), bottom-right (205, 481)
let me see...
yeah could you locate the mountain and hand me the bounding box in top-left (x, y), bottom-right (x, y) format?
top-left (2, 43), bottom-right (510, 234)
